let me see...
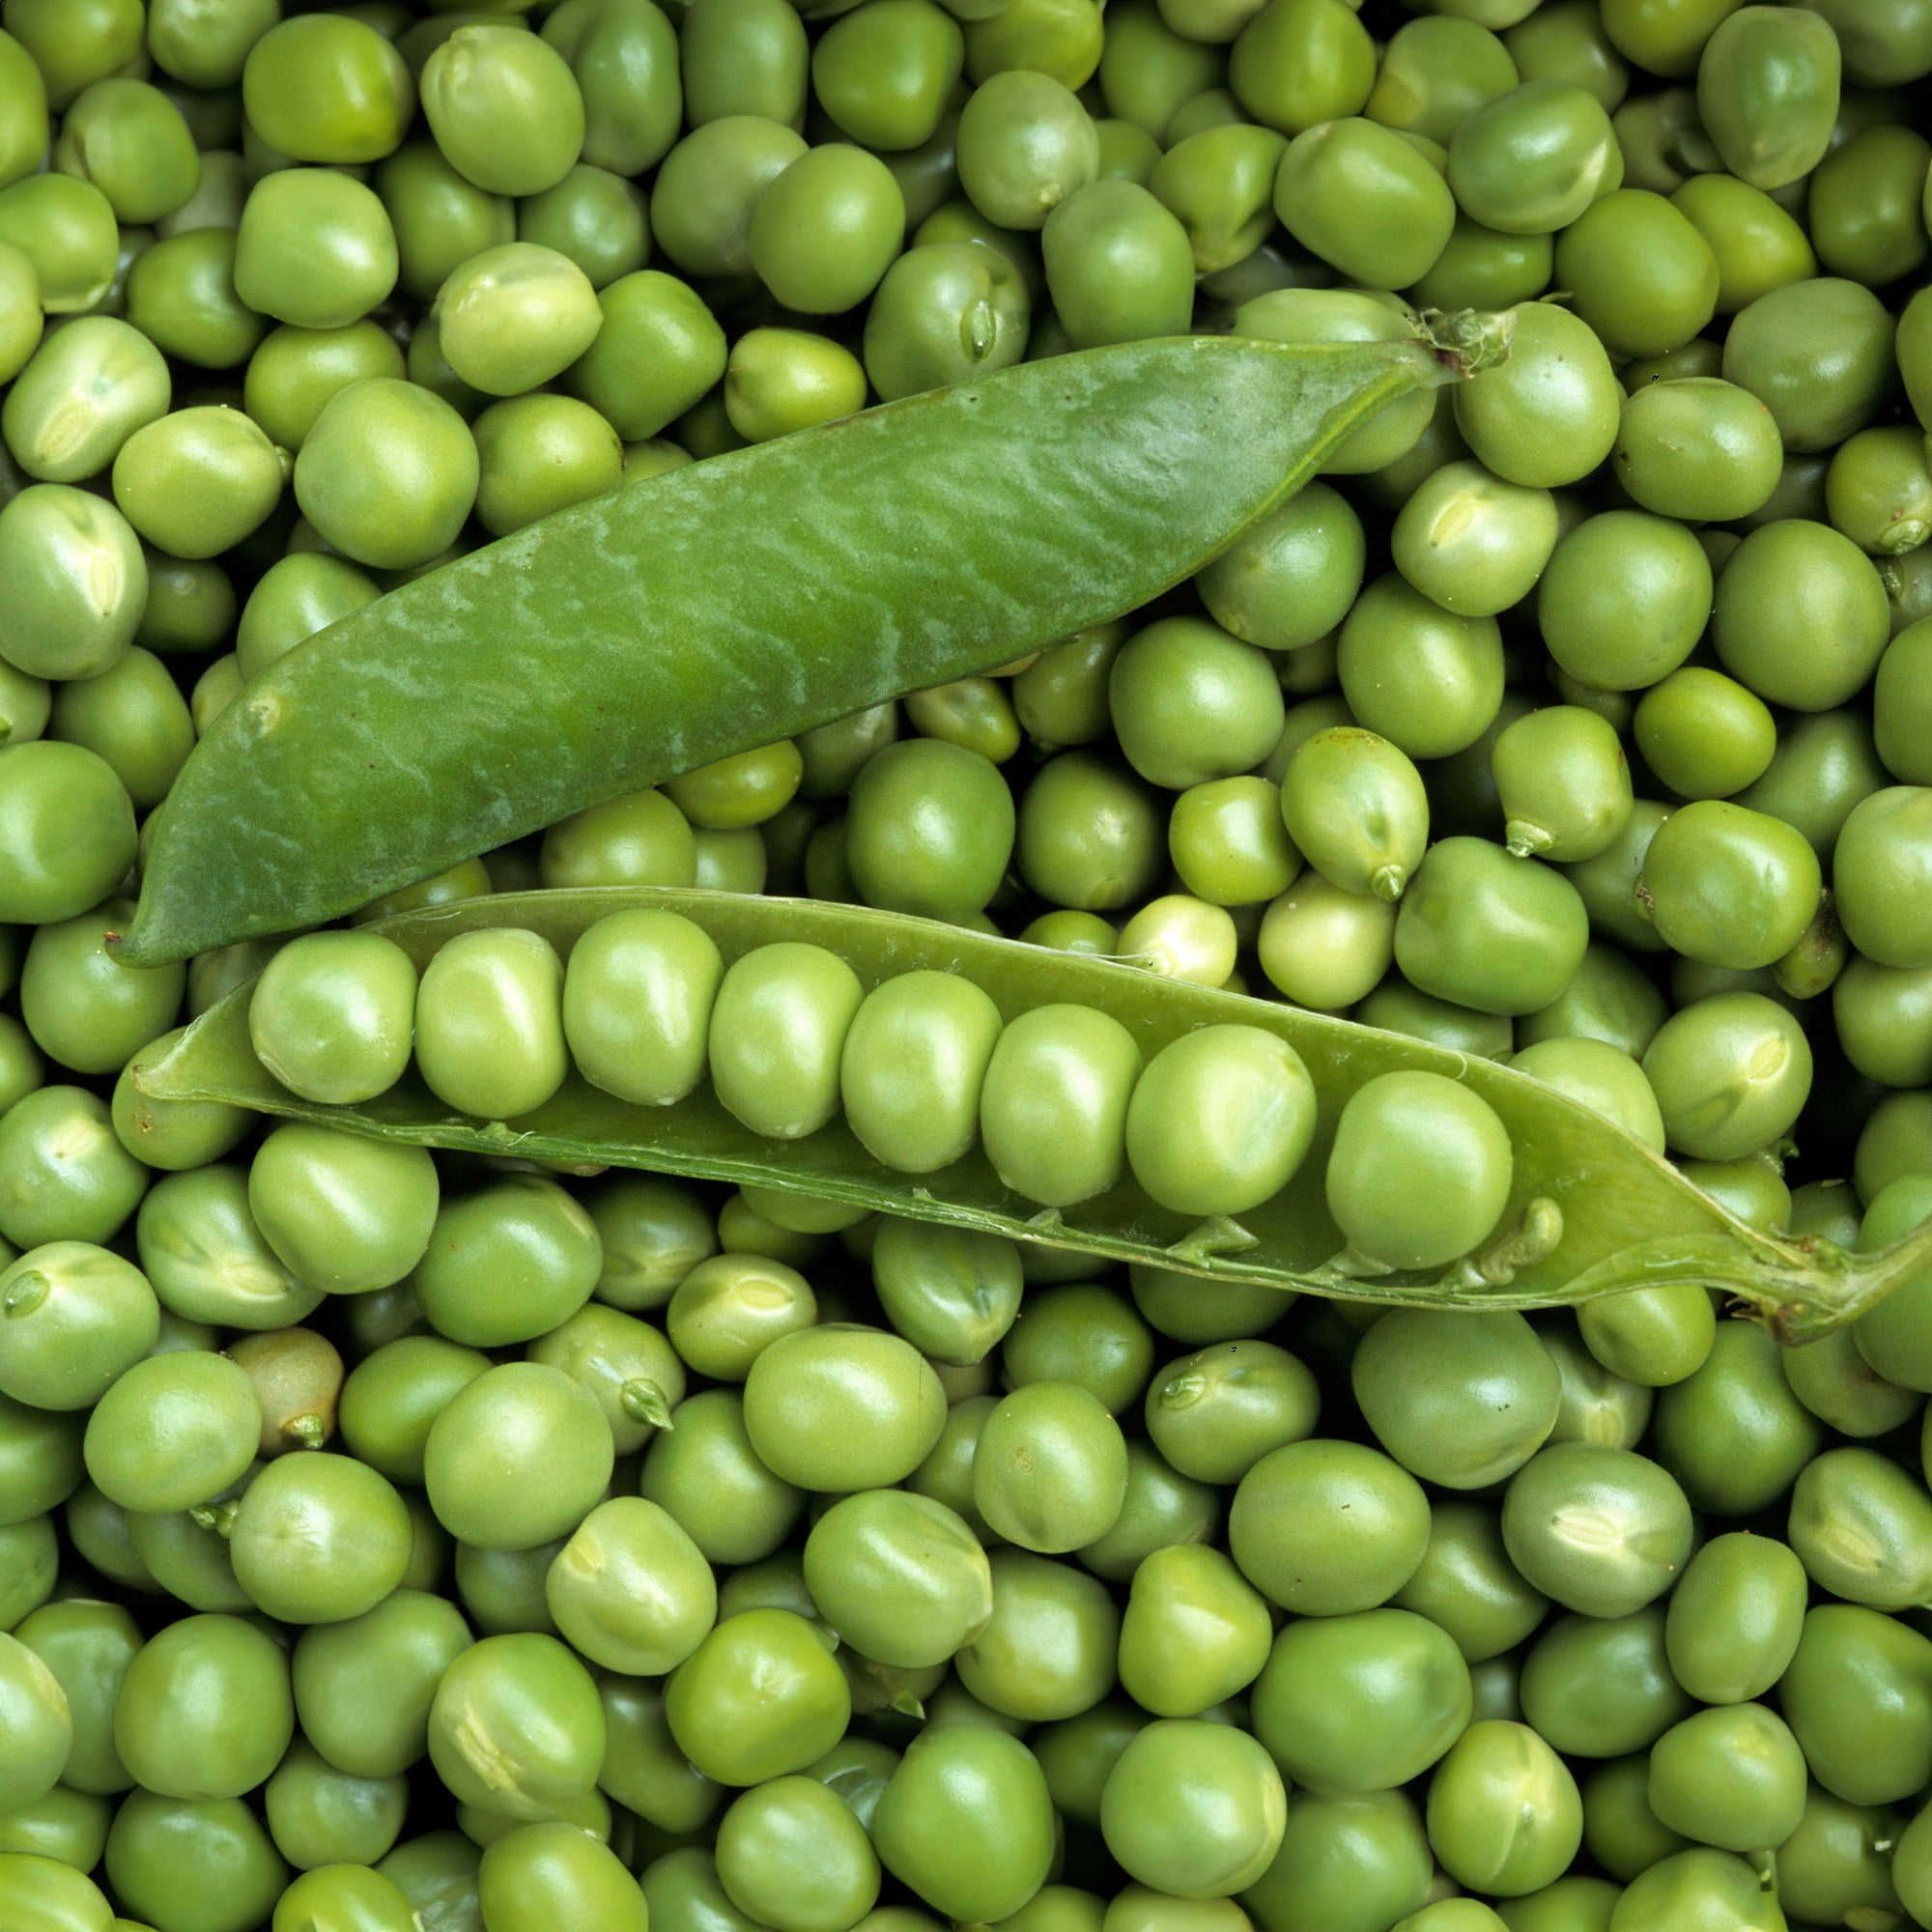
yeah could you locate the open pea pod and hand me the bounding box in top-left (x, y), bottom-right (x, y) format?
top-left (137, 889), bottom-right (1932, 1341)
top-left (116, 320), bottom-right (1505, 967)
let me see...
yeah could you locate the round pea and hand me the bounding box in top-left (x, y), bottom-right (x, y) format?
top-left (743, 1324), bottom-right (946, 1492)
top-left (1640, 990), bottom-right (1812, 1159)
top-left (1502, 1442), bottom-right (1693, 1617)
top-left (1455, 299), bottom-right (1622, 488)
top-left (1041, 179), bottom-right (1193, 349)
top-left (709, 942), bottom-right (864, 1142)
top-left (1427, 1721), bottom-right (1582, 1895)
top-left (980, 1003), bottom-right (1141, 1208)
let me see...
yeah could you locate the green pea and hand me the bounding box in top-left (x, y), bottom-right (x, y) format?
top-left (1116, 1543), bottom-right (1270, 1718)
top-left (1097, 1719), bottom-right (1285, 1899)
top-left (1579, 1753), bottom-right (1686, 1883)
top-left (1276, 726), bottom-right (1424, 903)
top-left (1787, 1601), bottom-right (1932, 1808)
top-left (47, 645), bottom-right (189, 812)
top-left (714, 1776), bottom-right (879, 1932)
top-left (0, 1389), bottom-right (86, 1523)
top-left (246, 930), bottom-right (413, 1107)
top-left (1837, 785), bottom-right (1932, 970)
top-left (640, 1386), bottom-right (804, 1565)
top-left (666, 1253), bottom-right (814, 1382)
top-left (744, 1324), bottom-right (946, 1492)
top-left (0, 174), bottom-right (120, 313)
top-left (1538, 509), bottom-right (1712, 695)
top-left (1144, 1338), bottom-right (1319, 1486)
top-left (109, 404), bottom-right (285, 563)
top-left (471, 391), bottom-right (622, 534)
top-left (1166, 777), bottom-right (1298, 909)
top-left (1040, 178), bottom-right (1193, 349)
top-left (1148, 124), bottom-right (1282, 275)
top-left (1825, 425), bottom-right (1932, 562)
top-left (0, 483), bottom-right (147, 682)
top-left (748, 145), bottom-right (905, 315)
top-left (1407, 214), bottom-right (1554, 311)
top-left (1257, 869), bottom-right (1397, 1009)
top-left (1274, 117), bottom-right (1455, 290)
top-left (293, 377), bottom-right (477, 572)
top-left (1353, 1308), bottom-right (1560, 1489)
top-left (1390, 461), bottom-right (1556, 619)
top-left (125, 228), bottom-right (269, 367)
top-left (721, 328), bottom-right (864, 446)
top-left (411, 1175), bottom-right (601, 1350)
top-left (1242, 1790), bottom-right (1433, 1932)
top-left (555, 906), bottom-right (718, 1108)
top-left (1807, 123), bottom-right (1931, 287)
top-left (812, 0), bottom-right (961, 150)
top-left (1454, 299), bottom-right (1621, 488)
top-left (869, 1218), bottom-right (1021, 1366)
top-left (1734, 708), bottom-right (1888, 866)
top-left (1630, 668), bottom-right (1773, 804)
top-left (1339, 572), bottom-right (1505, 759)
top-left (1096, 0), bottom-right (1222, 140)
top-left (19, 900), bottom-right (183, 1077)
top-left (412, 927), bottom-right (566, 1122)
top-left (1697, 2), bottom-right (1839, 188)
top-left (228, 1449), bottom-right (411, 1627)
top-left (968, 1379), bottom-right (1125, 1553)
top-left (863, 241), bottom-right (1031, 402)
top-left (1447, 80), bottom-right (1618, 233)
top-left (1511, 1037), bottom-right (1667, 1153)
top-left (247, 1122), bottom-right (439, 1295)
top-left (1550, 189), bottom-right (1717, 359)
top-left (1427, 1720), bottom-right (1581, 1896)
top-left (418, 23), bottom-right (582, 196)
top-left (1391, 1498), bottom-right (1550, 1662)
top-left (1490, 706), bottom-right (1632, 865)
top-left (804, 1487), bottom-right (992, 1668)
top-left (873, 1723), bottom-right (1056, 1923)
top-left (1788, 1444), bottom-right (1932, 1609)
top-left (1641, 988), bottom-right (1812, 1161)
top-left (1366, 16), bottom-right (1519, 145)
top-left (107, 1791), bottom-right (290, 1931)
top-left (375, 140), bottom-right (514, 303)
top-left (1197, 483), bottom-right (1364, 656)
top-left (979, 1002), bottom-right (1140, 1208)
top-left (1723, 275), bottom-right (1896, 452)
top-left (1020, 759), bottom-right (1157, 915)
top-left (0, 1241), bottom-right (156, 1412)
top-left (512, 162), bottom-right (648, 294)
top-left (1775, 1785), bottom-right (1907, 1932)
top-left (1647, 1702), bottom-right (1807, 1855)
top-left (1227, 0), bottom-right (1375, 136)
top-left (132, 1163), bottom-right (319, 1331)
top-left (1502, 1442), bottom-right (1692, 1617)
top-left (663, 1607), bottom-right (849, 1788)
top-left (541, 1495), bottom-right (713, 1680)
top-left (4, 317), bottom-right (171, 485)
top-left (650, 116), bottom-right (807, 279)
top-left (1355, 979), bottom-right (1513, 1060)
top-left (1659, 1529), bottom-right (1804, 1705)
top-left (0, 1082), bottom-right (148, 1252)
top-left (1650, 1319), bottom-right (1822, 1515)
top-left (1251, 1605), bottom-right (1470, 1795)
top-left (233, 553), bottom-right (377, 682)
top-left (233, 168), bottom-right (398, 331)
top-left (845, 737), bottom-right (1013, 921)
top-left (708, 941), bottom-right (864, 1142)
top-left (83, 1346), bottom-right (259, 1517)
top-left (540, 787), bottom-right (696, 891)
top-left (241, 13), bottom-right (413, 165)
top-left (435, 241), bottom-right (602, 397)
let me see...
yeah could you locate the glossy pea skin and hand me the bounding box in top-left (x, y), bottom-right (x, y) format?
top-left (1650, 1320), bottom-right (1823, 1516)
top-left (1640, 989), bottom-right (1812, 1160)
top-left (1613, 379), bottom-right (1782, 524)
top-left (812, 0), bottom-right (961, 152)
top-left (1492, 706), bottom-right (1633, 864)
top-left (1353, 1309), bottom-right (1561, 1490)
top-left (1552, 190), bottom-right (1718, 358)
top-left (1697, 3), bottom-right (1840, 189)
top-left (1787, 1444), bottom-right (1932, 1610)
top-left (1117, 1543), bottom-right (1271, 1717)
top-left (247, 930), bottom-right (415, 1108)
top-left (562, 908), bottom-right (722, 1109)
top-left (845, 738), bottom-right (1014, 922)
top-left (412, 1176), bottom-right (602, 1350)
top-left (1540, 509), bottom-right (1713, 694)
top-left (1520, 1605), bottom-right (1689, 1759)
top-left (743, 1324), bottom-right (946, 1493)
top-left (715, 1776), bottom-right (879, 1932)
top-left (4, 316), bottom-right (170, 485)
top-left (1578, 1750), bottom-right (1688, 1883)
top-left (1392, 1499), bottom-right (1550, 1662)
top-left (1396, 837), bottom-right (1590, 1017)
top-left (1242, 1787), bottom-right (1433, 1932)
top-left (666, 1608), bottom-right (850, 1789)
top-left (1041, 178), bottom-right (1193, 350)
top-left (82, 1346), bottom-right (259, 1516)
top-left (1647, 1701), bottom-right (1807, 1854)
top-left (1100, 1719), bottom-right (1286, 1898)
top-left (228, 1449), bottom-right (412, 1627)
top-left (546, 1494), bottom-right (716, 1678)
top-left (242, 14), bottom-right (413, 166)
top-left (1168, 777), bottom-right (1300, 908)
top-left (0, 483), bottom-right (147, 683)
top-left (1448, 81), bottom-right (1618, 235)
top-left (20, 900), bottom-right (183, 1078)
top-left (1338, 574), bottom-right (1505, 760)
top-left (1273, 117), bottom-right (1455, 292)
top-left (864, 241), bottom-right (1031, 402)
top-left (1722, 276), bottom-right (1896, 454)
top-left (1280, 726), bottom-right (1428, 903)
top-left (1149, 123), bottom-right (1283, 276)
top-left (1455, 300), bottom-right (1621, 490)
top-left (423, 1360), bottom-right (613, 1551)
top-left (640, 1386), bottom-right (804, 1567)
top-left (748, 145), bottom-right (905, 317)
top-left (1662, 1530), bottom-right (1804, 1705)
top-left (337, 1335), bottom-right (489, 1486)
top-left (1145, 1339), bottom-right (1320, 1486)
top-left (1633, 668), bottom-right (1776, 803)
top-left (113, 1611), bottom-right (292, 1803)
top-left (1198, 480), bottom-right (1364, 652)
top-left (427, 1630), bottom-right (604, 1824)
top-left (234, 168), bottom-right (400, 333)
top-left (668, 1253), bottom-right (815, 1382)
top-left (708, 942), bottom-right (864, 1143)
top-left (1391, 460), bottom-right (1558, 618)
top-left (1250, 1606), bottom-right (1472, 1796)
top-left (1775, 1785), bottom-right (1908, 1932)
top-left (1637, 799), bottom-right (1822, 971)
top-left (1836, 786), bottom-right (1932, 970)
top-left (872, 1722), bottom-right (1055, 1923)
top-left (0, 742), bottom-right (136, 928)
top-left (1427, 1720), bottom-right (1581, 1896)
top-left (1109, 616), bottom-right (1283, 791)
top-left (1227, 0), bottom-right (1375, 134)
top-left (973, 1379), bottom-right (1127, 1553)
top-left (979, 1003), bottom-right (1140, 1208)
top-left (1501, 1442), bottom-right (1692, 1618)
top-left (248, 1121), bottom-right (440, 1299)
top-left (805, 1488), bottom-right (992, 1669)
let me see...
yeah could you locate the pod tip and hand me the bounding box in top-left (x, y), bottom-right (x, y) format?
top-left (1416, 307), bottom-right (1517, 381)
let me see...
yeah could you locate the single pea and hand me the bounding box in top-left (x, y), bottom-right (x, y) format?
top-left (1250, 1605), bottom-right (1471, 1795)
top-left (48, 644), bottom-right (191, 813)
top-left (1642, 989), bottom-right (1812, 1161)
top-left (1124, 1023), bottom-right (1316, 1218)
top-left (1279, 726), bottom-right (1427, 903)
top-left (1168, 777), bottom-right (1300, 907)
top-left (864, 240), bottom-right (1031, 401)
top-left (1782, 1602), bottom-right (1932, 1807)
top-left (1407, 215), bottom-right (1554, 312)
top-left (1227, 0), bottom-right (1375, 137)
top-left (0, 173), bottom-right (121, 313)
top-left (845, 737), bottom-right (1014, 921)
top-left (980, 1003), bottom-right (1141, 1208)
top-left (1148, 123), bottom-right (1283, 276)
top-left (131, 1162), bottom-right (319, 1333)
top-left (110, 405), bottom-right (285, 563)
top-left (435, 241), bottom-right (603, 398)
top-left (1578, 1752), bottom-right (1688, 1884)
top-left (1637, 798), bottom-right (1822, 971)
top-left (1662, 1530), bottom-right (1805, 1705)
top-left (709, 942), bottom-right (864, 1142)
top-left (227, 1449), bottom-right (411, 1626)
top-left (1455, 299), bottom-right (1622, 488)
top-left (1365, 16), bottom-right (1519, 146)
top-left (1274, 117), bottom-right (1456, 291)
top-left (1539, 509), bottom-right (1713, 694)
top-left (517, 162), bottom-right (651, 292)
top-left (374, 140), bottom-right (515, 304)
top-left (19, 900), bottom-right (184, 1077)
top-left (246, 1122), bottom-right (439, 1296)
top-left (1144, 1340), bottom-right (1319, 1485)
top-left (1338, 573), bottom-right (1506, 760)
top-left (293, 377), bottom-right (477, 572)
top-left (1390, 461), bottom-right (1558, 619)
top-left (414, 926), bottom-right (567, 1122)
top-left (1354, 1308), bottom-right (1561, 1489)
top-left (748, 144), bottom-right (905, 315)
top-left (226, 1324), bottom-right (343, 1461)
top-left (1613, 378), bottom-right (1782, 523)
top-left (641, 1388), bottom-right (805, 1566)
top-left (418, 23), bottom-right (583, 197)
top-left (1099, 1719), bottom-right (1286, 1898)
top-left (540, 786), bottom-right (696, 891)
top-left (1837, 785), bottom-right (1932, 970)
top-left (1775, 1786), bottom-right (1908, 1932)
top-left (471, 392), bottom-right (622, 536)
top-left (247, 930), bottom-right (414, 1107)
top-left (804, 1488), bottom-right (992, 1668)
top-left (1242, 1789), bottom-right (1434, 1932)
top-left (234, 168), bottom-right (398, 331)
top-left (560, 906), bottom-right (722, 1110)
top-left (1118, 1544), bottom-right (1272, 1717)
top-left (1552, 189), bottom-right (1718, 357)
top-left (954, 1544), bottom-right (1121, 1720)
top-left (4, 316), bottom-right (170, 484)
top-left (956, 69), bottom-right (1098, 230)
top-left (1577, 1281), bottom-right (1718, 1390)
top-left (1722, 275), bottom-right (1896, 453)
top-left (723, 328), bottom-right (865, 445)
top-left (411, 1176), bottom-right (601, 1350)
top-left (1004, 173), bottom-right (1166, 343)
top-left (972, 1379), bottom-right (1127, 1553)
top-left (1648, 1702), bottom-right (1807, 1855)
top-left (1632, 668), bottom-right (1775, 803)
top-left (105, 1791), bottom-right (290, 1932)
top-left (1427, 1721), bottom-right (1581, 1896)
top-left (1697, 3), bottom-right (1840, 189)
top-left (1788, 1444), bottom-right (1932, 1610)
top-left (1512, 1037), bottom-right (1667, 1152)
top-left (241, 13), bottom-right (412, 164)
top-left (872, 1722), bottom-right (1056, 1924)
top-left (0, 1241), bottom-right (156, 1412)
top-left (1257, 870), bottom-right (1398, 1010)
top-left (83, 1350), bottom-right (257, 1529)
top-left (1390, 1498), bottom-right (1550, 1666)
top-left (1502, 1443), bottom-right (1692, 1618)
top-left (0, 483), bottom-right (147, 682)
top-left (234, 553), bottom-right (379, 683)
top-left (870, 1218), bottom-right (1021, 1366)
top-left (1491, 706), bottom-right (1634, 865)
top-left (666, 1608), bottom-right (850, 1787)
top-left (667, 1253), bottom-right (815, 1382)
top-left (1197, 481), bottom-right (1364, 652)
top-left (111, 1612), bottom-right (291, 1804)
top-left (1448, 81), bottom-right (1619, 234)
top-left (743, 1324), bottom-right (947, 1492)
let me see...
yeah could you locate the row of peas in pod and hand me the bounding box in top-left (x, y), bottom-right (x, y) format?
top-left (7, 0), bottom-right (1932, 1930)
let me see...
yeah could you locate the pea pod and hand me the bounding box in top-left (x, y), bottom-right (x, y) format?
top-left (116, 326), bottom-right (1501, 967)
top-left (136, 888), bottom-right (1932, 1340)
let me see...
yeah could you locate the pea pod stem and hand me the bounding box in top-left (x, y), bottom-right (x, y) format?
top-left (134, 887), bottom-right (1931, 1339)
top-left (117, 323), bottom-right (1502, 967)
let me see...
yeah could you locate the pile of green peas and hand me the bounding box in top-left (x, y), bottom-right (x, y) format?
top-left (8, 0), bottom-right (1932, 1928)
